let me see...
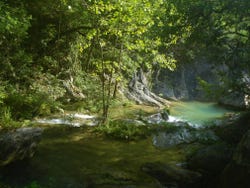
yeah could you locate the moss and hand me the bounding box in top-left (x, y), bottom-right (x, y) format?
top-left (108, 104), bottom-right (158, 120)
top-left (94, 120), bottom-right (154, 140)
top-left (0, 126), bottom-right (187, 188)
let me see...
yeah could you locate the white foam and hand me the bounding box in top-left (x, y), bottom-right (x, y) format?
top-left (72, 113), bottom-right (95, 119)
top-left (37, 119), bottom-right (67, 125)
top-left (167, 115), bottom-right (202, 128)
top-left (167, 115), bottom-right (181, 122)
top-left (37, 118), bottom-right (82, 127)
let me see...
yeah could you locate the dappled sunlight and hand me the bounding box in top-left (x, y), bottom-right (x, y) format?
top-left (1, 126), bottom-right (185, 187)
top-left (109, 104), bottom-right (159, 120)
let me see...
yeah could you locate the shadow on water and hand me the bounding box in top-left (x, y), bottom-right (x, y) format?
top-left (0, 126), bottom-right (186, 188)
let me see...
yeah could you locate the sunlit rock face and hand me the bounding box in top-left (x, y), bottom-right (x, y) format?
top-left (152, 126), bottom-right (218, 148)
top-left (0, 127), bottom-right (43, 166)
top-left (126, 68), bottom-right (170, 107)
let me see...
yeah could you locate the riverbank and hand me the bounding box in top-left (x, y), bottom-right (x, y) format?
top-left (0, 102), bottom-right (244, 188)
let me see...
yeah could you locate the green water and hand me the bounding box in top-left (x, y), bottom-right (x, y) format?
top-left (1, 126), bottom-right (191, 188)
top-left (0, 102), bottom-right (235, 187)
top-left (170, 101), bottom-right (234, 126)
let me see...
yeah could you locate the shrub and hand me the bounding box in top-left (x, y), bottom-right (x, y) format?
top-left (95, 120), bottom-right (154, 140)
top-left (24, 181), bottom-right (42, 188)
top-left (0, 85), bottom-right (7, 105)
top-left (0, 106), bottom-right (23, 129)
top-left (0, 107), bottom-right (12, 126)
top-left (4, 91), bottom-right (61, 120)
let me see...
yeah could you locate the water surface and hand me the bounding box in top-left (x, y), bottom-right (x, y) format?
top-left (0, 126), bottom-right (187, 188)
top-left (170, 101), bottom-right (235, 126)
top-left (0, 102), bottom-right (236, 187)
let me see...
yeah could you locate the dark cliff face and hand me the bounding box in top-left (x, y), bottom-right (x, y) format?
top-left (152, 59), bottom-right (224, 101)
top-left (152, 59), bottom-right (250, 109)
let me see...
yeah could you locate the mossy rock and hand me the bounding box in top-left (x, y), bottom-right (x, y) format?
top-left (214, 111), bottom-right (250, 145)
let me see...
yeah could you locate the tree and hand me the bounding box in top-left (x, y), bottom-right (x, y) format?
top-left (71, 0), bottom-right (177, 121)
top-left (157, 0), bottom-right (250, 96)
top-left (0, 1), bottom-right (32, 87)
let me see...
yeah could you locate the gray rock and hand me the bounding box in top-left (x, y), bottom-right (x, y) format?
top-left (153, 126), bottom-right (218, 148)
top-left (146, 113), bottom-right (168, 124)
top-left (152, 59), bottom-right (221, 100)
top-left (233, 130), bottom-right (250, 165)
top-left (219, 91), bottom-right (249, 109)
top-left (219, 130), bottom-right (250, 188)
top-left (126, 69), bottom-right (170, 107)
top-left (218, 73), bottom-right (250, 109)
top-left (141, 162), bottom-right (201, 188)
top-left (214, 111), bottom-right (250, 144)
top-left (187, 143), bottom-right (233, 174)
top-left (153, 127), bottom-right (195, 148)
top-left (0, 127), bottom-right (43, 166)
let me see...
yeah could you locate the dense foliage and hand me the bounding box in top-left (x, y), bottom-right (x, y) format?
top-left (0, 0), bottom-right (249, 126)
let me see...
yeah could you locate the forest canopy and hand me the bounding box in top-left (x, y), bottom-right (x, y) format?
top-left (0, 0), bottom-right (249, 123)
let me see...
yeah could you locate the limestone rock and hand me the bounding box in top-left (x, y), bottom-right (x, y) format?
top-left (153, 126), bottom-right (218, 148)
top-left (219, 91), bottom-right (250, 109)
top-left (152, 59), bottom-right (220, 100)
top-left (0, 127), bottom-right (43, 166)
top-left (146, 111), bottom-right (169, 124)
top-left (126, 69), bottom-right (170, 107)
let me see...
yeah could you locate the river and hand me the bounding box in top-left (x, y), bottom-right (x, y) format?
top-left (0, 102), bottom-right (236, 188)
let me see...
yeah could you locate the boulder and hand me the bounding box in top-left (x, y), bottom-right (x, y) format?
top-left (219, 73), bottom-right (250, 110)
top-left (146, 111), bottom-right (169, 124)
top-left (219, 130), bottom-right (250, 188)
top-left (153, 126), bottom-right (195, 148)
top-left (214, 111), bottom-right (250, 144)
top-left (153, 126), bottom-right (218, 148)
top-left (0, 127), bottom-right (43, 166)
top-left (219, 91), bottom-right (249, 110)
top-left (187, 142), bottom-right (233, 174)
top-left (141, 162), bottom-right (201, 188)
